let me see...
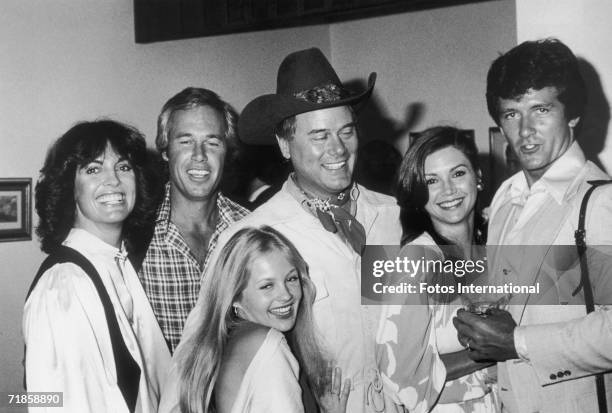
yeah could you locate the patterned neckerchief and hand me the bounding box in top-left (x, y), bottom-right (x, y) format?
top-left (287, 174), bottom-right (366, 255)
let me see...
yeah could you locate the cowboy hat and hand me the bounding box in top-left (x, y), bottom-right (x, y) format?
top-left (238, 47), bottom-right (376, 145)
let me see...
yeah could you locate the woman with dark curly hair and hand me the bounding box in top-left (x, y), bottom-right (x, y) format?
top-left (24, 120), bottom-right (170, 413)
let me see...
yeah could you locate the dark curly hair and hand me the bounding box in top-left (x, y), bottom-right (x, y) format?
top-left (486, 38), bottom-right (586, 125)
top-left (396, 126), bottom-right (486, 247)
top-left (35, 120), bottom-right (159, 256)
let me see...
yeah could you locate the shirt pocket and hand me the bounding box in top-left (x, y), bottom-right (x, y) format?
top-left (309, 268), bottom-right (329, 302)
top-left (308, 271), bottom-right (338, 350)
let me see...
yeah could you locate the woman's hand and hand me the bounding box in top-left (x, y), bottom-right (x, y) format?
top-left (318, 366), bottom-right (351, 413)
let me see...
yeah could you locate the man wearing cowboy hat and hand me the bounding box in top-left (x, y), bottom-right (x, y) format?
top-left (163, 48), bottom-right (445, 413)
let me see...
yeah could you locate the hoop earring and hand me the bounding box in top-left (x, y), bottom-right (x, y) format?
top-left (350, 184), bottom-right (360, 200)
top-left (233, 306), bottom-right (240, 318)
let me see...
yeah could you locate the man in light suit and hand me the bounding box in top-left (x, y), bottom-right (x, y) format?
top-left (454, 39), bottom-right (612, 412)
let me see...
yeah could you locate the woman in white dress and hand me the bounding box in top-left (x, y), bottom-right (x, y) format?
top-left (390, 126), bottom-right (499, 412)
top-left (24, 120), bottom-right (170, 413)
top-left (173, 226), bottom-right (350, 413)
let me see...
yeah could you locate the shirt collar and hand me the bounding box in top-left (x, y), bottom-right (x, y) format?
top-left (506, 141), bottom-right (586, 205)
top-left (284, 173), bottom-right (359, 219)
top-left (248, 184), bottom-right (272, 203)
top-left (156, 182), bottom-right (245, 235)
top-left (155, 182), bottom-right (172, 226)
top-left (64, 227), bottom-right (126, 259)
top-left (216, 192), bottom-right (246, 228)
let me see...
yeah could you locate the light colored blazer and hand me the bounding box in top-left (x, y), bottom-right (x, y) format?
top-left (487, 142), bottom-right (612, 413)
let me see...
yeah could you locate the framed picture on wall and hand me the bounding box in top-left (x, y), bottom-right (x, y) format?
top-left (134, 0), bottom-right (493, 43)
top-left (0, 178), bottom-right (32, 242)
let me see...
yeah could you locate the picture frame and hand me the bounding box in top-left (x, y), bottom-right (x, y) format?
top-left (134, 0), bottom-right (492, 43)
top-left (0, 178), bottom-right (32, 242)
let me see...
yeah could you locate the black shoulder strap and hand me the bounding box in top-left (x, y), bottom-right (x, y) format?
top-left (572, 179), bottom-right (612, 304)
top-left (25, 246), bottom-right (141, 412)
top-left (572, 179), bottom-right (612, 413)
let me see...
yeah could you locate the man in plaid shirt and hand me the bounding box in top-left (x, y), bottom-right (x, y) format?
top-left (139, 88), bottom-right (249, 352)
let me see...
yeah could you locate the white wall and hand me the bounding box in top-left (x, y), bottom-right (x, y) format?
top-left (330, 0), bottom-right (517, 155)
top-left (516, 0), bottom-right (612, 172)
top-left (0, 0), bottom-right (330, 400)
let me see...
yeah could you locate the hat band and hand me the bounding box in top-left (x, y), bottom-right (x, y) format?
top-left (293, 83), bottom-right (348, 104)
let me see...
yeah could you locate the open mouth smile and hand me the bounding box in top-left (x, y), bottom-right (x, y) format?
top-left (323, 161), bottom-right (346, 170)
top-left (437, 198), bottom-right (464, 209)
top-left (187, 168), bottom-right (210, 178)
top-left (269, 303), bottom-right (294, 317)
top-left (97, 192), bottom-right (125, 205)
top-left (520, 143), bottom-right (540, 154)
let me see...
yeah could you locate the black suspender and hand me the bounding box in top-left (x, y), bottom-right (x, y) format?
top-left (573, 179), bottom-right (612, 413)
top-left (25, 246), bottom-right (141, 412)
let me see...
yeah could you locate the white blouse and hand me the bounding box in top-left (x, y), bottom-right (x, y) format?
top-left (23, 228), bottom-right (170, 413)
top-left (231, 328), bottom-right (303, 413)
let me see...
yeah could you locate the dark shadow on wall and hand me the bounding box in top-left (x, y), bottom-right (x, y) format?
top-left (355, 140), bottom-right (402, 196)
top-left (347, 79), bottom-right (425, 147)
top-left (229, 143), bottom-right (290, 209)
top-left (345, 78), bottom-right (425, 195)
top-left (577, 57), bottom-right (610, 173)
top-left (479, 152), bottom-right (496, 210)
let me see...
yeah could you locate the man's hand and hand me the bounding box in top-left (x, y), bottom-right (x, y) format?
top-left (318, 366), bottom-right (351, 413)
top-left (453, 308), bottom-right (519, 361)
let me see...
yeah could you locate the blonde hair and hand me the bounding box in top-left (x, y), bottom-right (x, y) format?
top-left (156, 87), bottom-right (238, 159)
top-left (176, 226), bottom-right (328, 413)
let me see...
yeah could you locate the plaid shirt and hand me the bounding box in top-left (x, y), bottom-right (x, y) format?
top-left (139, 184), bottom-right (249, 352)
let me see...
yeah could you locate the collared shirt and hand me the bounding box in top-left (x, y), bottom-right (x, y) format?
top-left (139, 183), bottom-right (249, 352)
top-left (24, 228), bottom-right (170, 413)
top-left (489, 142), bottom-right (610, 350)
top-left (487, 141), bottom-right (612, 413)
top-left (488, 141), bottom-right (612, 246)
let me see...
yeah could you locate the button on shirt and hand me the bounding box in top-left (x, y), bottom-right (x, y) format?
top-left (139, 183), bottom-right (249, 352)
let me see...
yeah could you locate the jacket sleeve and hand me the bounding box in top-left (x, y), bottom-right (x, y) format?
top-left (517, 307), bottom-right (612, 385)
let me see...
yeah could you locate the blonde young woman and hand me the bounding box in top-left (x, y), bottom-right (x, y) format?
top-left (166, 226), bottom-right (350, 413)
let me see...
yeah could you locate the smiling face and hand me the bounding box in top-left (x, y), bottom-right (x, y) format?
top-left (73, 144), bottom-right (136, 239)
top-left (497, 86), bottom-right (579, 186)
top-left (165, 105), bottom-right (226, 202)
top-left (423, 146), bottom-right (478, 232)
top-left (277, 106), bottom-right (357, 199)
top-left (234, 249), bottom-right (303, 332)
